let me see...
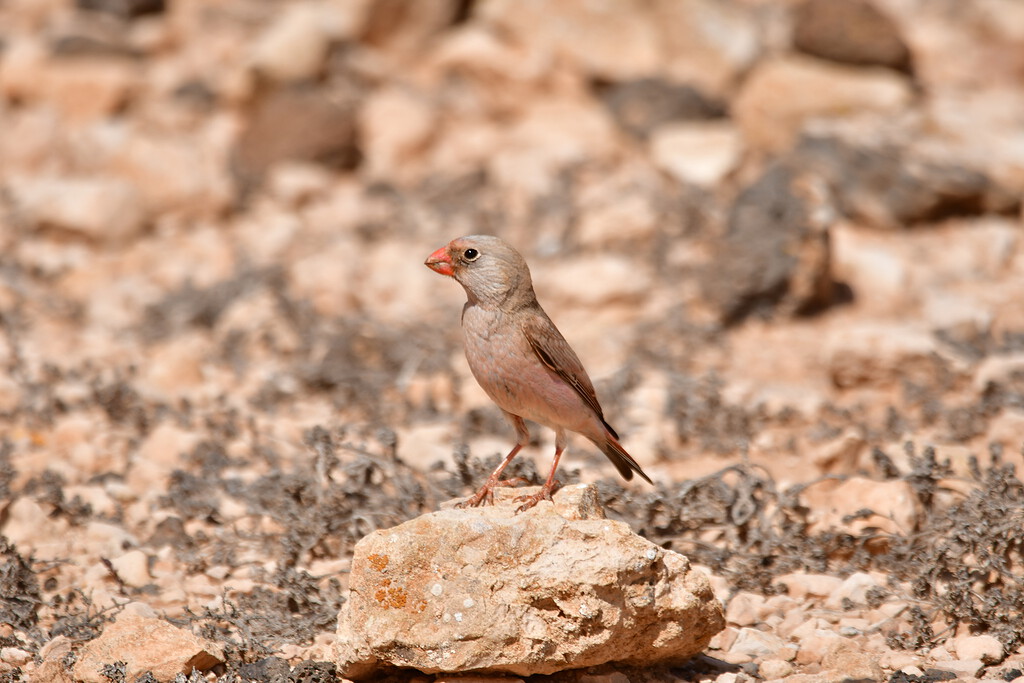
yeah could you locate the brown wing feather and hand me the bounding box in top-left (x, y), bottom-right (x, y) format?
top-left (522, 312), bottom-right (620, 439)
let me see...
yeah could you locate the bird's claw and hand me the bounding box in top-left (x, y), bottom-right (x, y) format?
top-left (513, 480), bottom-right (560, 513)
top-left (457, 476), bottom-right (529, 508)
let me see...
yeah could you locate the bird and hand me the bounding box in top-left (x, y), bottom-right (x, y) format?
top-left (424, 235), bottom-right (653, 512)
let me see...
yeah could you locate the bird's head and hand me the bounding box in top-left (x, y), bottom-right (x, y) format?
top-left (425, 235), bottom-right (535, 308)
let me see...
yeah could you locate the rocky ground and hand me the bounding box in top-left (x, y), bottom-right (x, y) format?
top-left (1, 0), bottom-right (1023, 681)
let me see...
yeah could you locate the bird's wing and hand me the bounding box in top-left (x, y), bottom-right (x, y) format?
top-left (522, 312), bottom-right (619, 439)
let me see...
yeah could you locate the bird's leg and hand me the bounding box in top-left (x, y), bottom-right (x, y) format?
top-left (515, 429), bottom-right (566, 513)
top-left (457, 415), bottom-right (530, 508)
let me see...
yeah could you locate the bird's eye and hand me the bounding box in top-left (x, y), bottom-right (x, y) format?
top-left (463, 248), bottom-right (480, 261)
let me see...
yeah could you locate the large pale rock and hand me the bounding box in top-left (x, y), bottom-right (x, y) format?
top-left (73, 603), bottom-right (223, 683)
top-left (335, 484), bottom-right (724, 679)
top-left (733, 56), bottom-right (912, 152)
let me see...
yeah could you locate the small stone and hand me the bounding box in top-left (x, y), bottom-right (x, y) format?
top-left (359, 86), bottom-right (438, 181)
top-left (578, 674), bottom-right (630, 683)
top-left (758, 658), bottom-right (794, 680)
top-left (825, 572), bottom-right (883, 609)
top-left (728, 628), bottom-right (784, 660)
top-left (821, 641), bottom-right (883, 680)
top-left (73, 605), bottom-right (223, 682)
top-left (725, 592), bottom-right (767, 627)
top-left (601, 78), bottom-right (723, 139)
top-left (775, 573), bottom-right (844, 601)
top-left (793, 0), bottom-right (912, 72)
top-left (435, 676), bottom-right (526, 683)
top-left (794, 630), bottom-right (844, 665)
top-left (8, 175), bottom-right (146, 242)
top-left (30, 635), bottom-right (75, 683)
top-left (76, 0), bottom-right (165, 19)
top-left (233, 85), bottom-right (359, 190)
top-left (931, 659), bottom-right (985, 678)
top-left (810, 430), bottom-right (865, 473)
top-left (650, 121), bottom-right (743, 187)
top-left (801, 477), bottom-right (922, 542)
top-left (953, 634), bottom-right (1003, 664)
top-left (0, 647), bottom-right (31, 666)
top-left (250, 2), bottom-right (333, 82)
top-left (109, 549), bottom-right (151, 588)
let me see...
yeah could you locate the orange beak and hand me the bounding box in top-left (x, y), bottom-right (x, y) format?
top-left (425, 246), bottom-right (455, 277)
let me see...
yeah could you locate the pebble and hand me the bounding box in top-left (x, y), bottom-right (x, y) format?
top-left (953, 634), bottom-right (1004, 663)
top-left (932, 659), bottom-right (985, 678)
top-left (728, 628), bottom-right (785, 660)
top-left (757, 658), bottom-right (794, 679)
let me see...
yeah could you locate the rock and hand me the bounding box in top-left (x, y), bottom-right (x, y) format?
top-left (824, 572), bottom-right (883, 610)
top-left (829, 223), bottom-right (913, 315)
top-left (358, 85), bottom-right (438, 181)
top-left (758, 657), bottom-right (794, 679)
top-left (792, 0), bottom-right (912, 73)
top-left (600, 78), bottom-right (723, 139)
top-left (650, 121), bottom-right (743, 188)
top-left (106, 127), bottom-right (234, 220)
top-left (0, 39), bottom-right (139, 120)
top-left (701, 162), bottom-right (835, 324)
top-left (823, 323), bottom-right (939, 389)
top-left (793, 135), bottom-right (1017, 229)
top-left (725, 592), bottom-right (767, 627)
top-left (478, 0), bottom-right (661, 80)
top-left (488, 98), bottom-right (618, 199)
top-left (534, 254), bottom-right (651, 309)
top-left (109, 549), bottom-right (151, 588)
top-left (821, 641), bottom-right (884, 680)
top-left (361, 0), bottom-right (464, 56)
top-left (800, 477), bottom-right (922, 539)
top-left (809, 430), bottom-right (866, 474)
top-left (233, 84), bottom-right (360, 191)
top-left (250, 2), bottom-right (334, 82)
top-left (480, 0), bottom-right (759, 92)
top-left (732, 56), bottom-right (912, 152)
top-left (72, 603), bottom-right (223, 683)
top-left (775, 573), bottom-right (843, 601)
top-left (931, 659), bottom-right (985, 678)
top-left (4, 498), bottom-right (56, 549)
top-left (728, 628), bottom-right (784, 660)
top-left (8, 175), bottom-right (146, 242)
top-left (0, 647), bottom-right (31, 666)
top-left (335, 484), bottom-right (724, 679)
top-left (30, 635), bottom-right (76, 682)
top-left (573, 163), bottom-right (661, 248)
top-left (953, 634), bottom-right (1003, 664)
top-left (76, 0), bottom-right (165, 19)
top-left (794, 629), bottom-right (844, 666)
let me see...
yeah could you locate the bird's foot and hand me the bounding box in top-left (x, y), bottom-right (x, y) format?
top-left (456, 476), bottom-right (529, 508)
top-left (514, 480), bottom-right (561, 514)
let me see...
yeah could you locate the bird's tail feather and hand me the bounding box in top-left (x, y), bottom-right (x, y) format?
top-left (598, 433), bottom-right (653, 485)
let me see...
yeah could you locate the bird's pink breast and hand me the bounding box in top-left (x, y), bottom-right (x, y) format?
top-left (462, 307), bottom-right (598, 436)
